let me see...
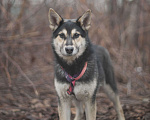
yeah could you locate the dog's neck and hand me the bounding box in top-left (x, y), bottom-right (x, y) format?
top-left (54, 42), bottom-right (93, 76)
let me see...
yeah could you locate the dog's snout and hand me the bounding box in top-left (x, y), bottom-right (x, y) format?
top-left (65, 47), bottom-right (74, 54)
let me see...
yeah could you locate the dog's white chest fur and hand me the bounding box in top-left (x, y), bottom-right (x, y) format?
top-left (54, 78), bottom-right (97, 101)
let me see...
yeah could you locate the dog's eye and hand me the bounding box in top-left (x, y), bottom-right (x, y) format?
top-left (73, 33), bottom-right (80, 38)
top-left (59, 33), bottom-right (65, 39)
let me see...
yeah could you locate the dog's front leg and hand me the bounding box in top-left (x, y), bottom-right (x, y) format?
top-left (73, 100), bottom-right (84, 120)
top-left (85, 98), bottom-right (97, 120)
top-left (58, 98), bottom-right (71, 120)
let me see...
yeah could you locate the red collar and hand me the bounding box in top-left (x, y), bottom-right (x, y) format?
top-left (61, 62), bottom-right (88, 95)
top-left (74, 61), bottom-right (87, 80)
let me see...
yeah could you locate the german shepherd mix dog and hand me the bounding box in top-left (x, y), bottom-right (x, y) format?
top-left (48, 8), bottom-right (125, 120)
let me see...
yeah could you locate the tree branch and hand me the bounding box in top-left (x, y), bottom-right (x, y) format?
top-left (4, 52), bottom-right (39, 97)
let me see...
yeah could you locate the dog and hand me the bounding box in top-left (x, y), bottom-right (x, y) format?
top-left (48, 8), bottom-right (125, 120)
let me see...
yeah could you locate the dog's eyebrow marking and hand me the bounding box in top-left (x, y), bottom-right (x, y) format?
top-left (58, 29), bottom-right (67, 37)
top-left (71, 29), bottom-right (80, 37)
top-left (71, 29), bottom-right (76, 37)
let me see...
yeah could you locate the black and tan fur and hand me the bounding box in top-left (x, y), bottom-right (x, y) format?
top-left (48, 8), bottom-right (125, 120)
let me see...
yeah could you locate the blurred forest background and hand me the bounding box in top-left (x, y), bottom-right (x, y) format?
top-left (0, 0), bottom-right (150, 120)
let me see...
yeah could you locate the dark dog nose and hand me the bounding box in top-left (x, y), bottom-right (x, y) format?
top-left (65, 47), bottom-right (74, 54)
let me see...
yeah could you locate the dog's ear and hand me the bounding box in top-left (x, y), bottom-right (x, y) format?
top-left (77, 9), bottom-right (91, 31)
top-left (48, 8), bottom-right (63, 31)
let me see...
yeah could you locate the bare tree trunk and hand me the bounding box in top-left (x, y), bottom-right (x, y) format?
top-left (127, 1), bottom-right (138, 48)
top-left (107, 0), bottom-right (117, 28)
top-left (12, 0), bottom-right (29, 36)
top-left (118, 0), bottom-right (127, 48)
top-left (138, 0), bottom-right (144, 49)
top-left (0, 0), bottom-right (3, 32)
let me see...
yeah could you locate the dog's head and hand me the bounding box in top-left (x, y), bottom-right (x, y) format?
top-left (48, 8), bottom-right (91, 64)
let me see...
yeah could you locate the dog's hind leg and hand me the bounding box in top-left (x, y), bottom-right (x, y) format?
top-left (73, 100), bottom-right (84, 120)
top-left (58, 98), bottom-right (71, 120)
top-left (103, 84), bottom-right (125, 120)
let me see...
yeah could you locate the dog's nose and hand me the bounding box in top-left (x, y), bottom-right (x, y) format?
top-left (65, 47), bottom-right (74, 54)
